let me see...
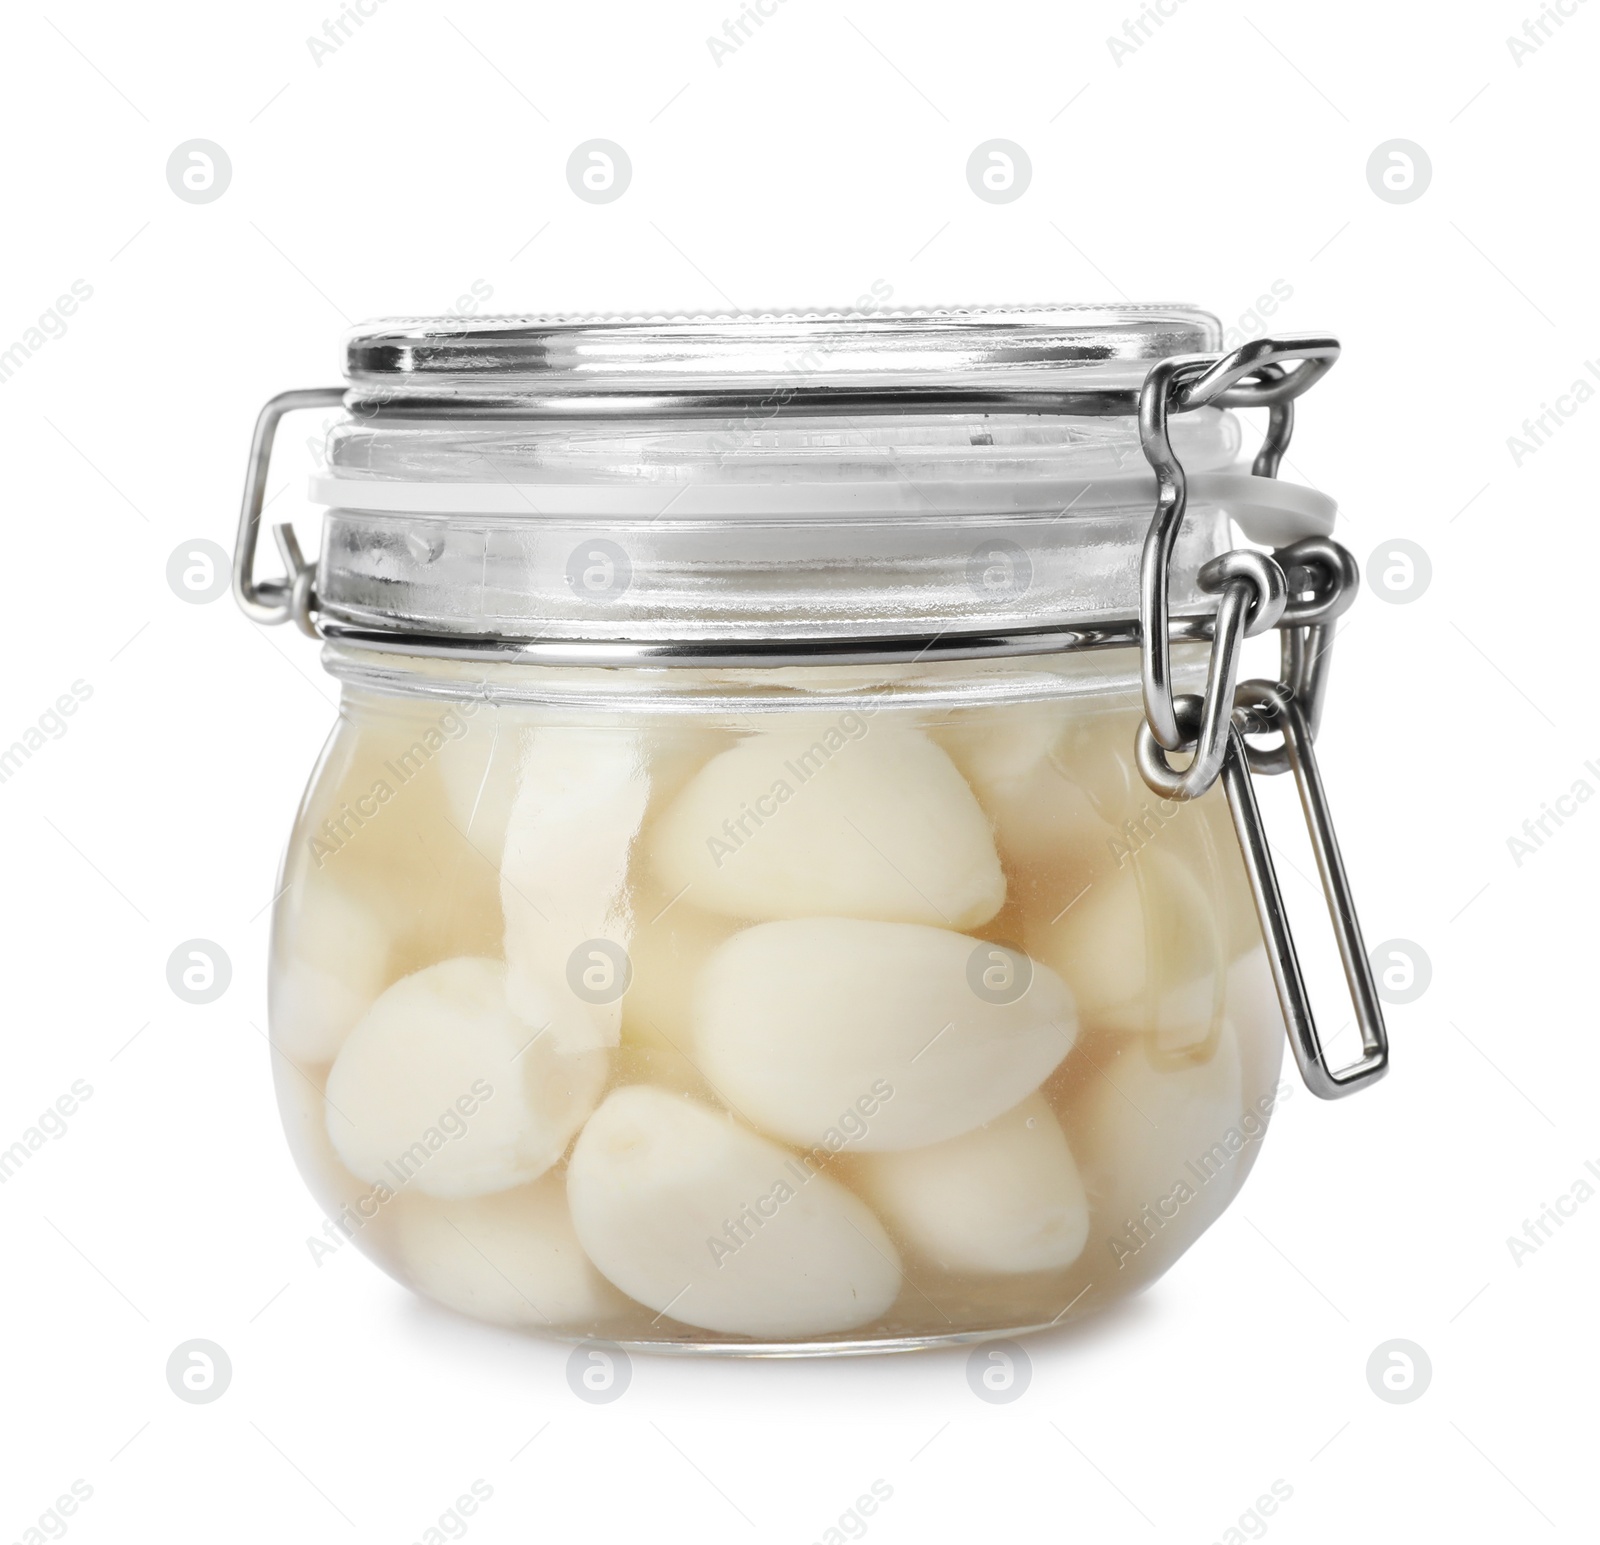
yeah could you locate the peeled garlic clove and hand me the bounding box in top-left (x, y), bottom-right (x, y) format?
top-left (274, 1053), bottom-right (396, 1237)
top-left (1227, 947), bottom-right (1288, 1102)
top-left (649, 728), bottom-right (1005, 928)
top-left (1051, 703), bottom-right (1148, 820)
top-left (500, 728), bottom-right (651, 1054)
top-left (1159, 791), bottom-right (1263, 961)
top-left (393, 1174), bottom-right (623, 1328)
top-left (621, 891), bottom-right (740, 1054)
top-left (931, 706), bottom-right (1114, 878)
top-left (848, 1094), bottom-right (1088, 1274)
top-left (294, 700), bottom-right (504, 973)
top-left (567, 1086), bottom-right (901, 1338)
top-left (270, 877), bottom-right (392, 1065)
top-left (1044, 707), bottom-right (1262, 962)
top-left (1067, 1017), bottom-right (1266, 1279)
top-left (1093, 778), bottom-right (1262, 965)
top-left (933, 703), bottom-right (1065, 791)
top-left (695, 919), bottom-right (1076, 1151)
top-left (326, 957), bottom-right (605, 1199)
top-left (433, 704), bottom-right (532, 866)
top-left (1027, 846), bottom-right (1222, 1044)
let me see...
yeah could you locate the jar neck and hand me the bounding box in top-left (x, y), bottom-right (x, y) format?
top-left (322, 641), bottom-right (1216, 716)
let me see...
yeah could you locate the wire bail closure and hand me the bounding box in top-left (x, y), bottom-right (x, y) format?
top-left (1136, 338), bottom-right (1339, 758)
top-left (1134, 548), bottom-right (1286, 802)
top-left (1132, 334), bottom-right (1388, 1099)
top-left (232, 387), bottom-right (345, 637)
top-left (1225, 684), bottom-right (1388, 1097)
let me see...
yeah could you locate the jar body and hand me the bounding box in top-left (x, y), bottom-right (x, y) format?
top-left (269, 650), bottom-right (1285, 1352)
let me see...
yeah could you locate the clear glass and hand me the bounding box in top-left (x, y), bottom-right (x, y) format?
top-left (313, 409), bottom-right (1241, 641)
top-left (269, 653), bottom-right (1285, 1353)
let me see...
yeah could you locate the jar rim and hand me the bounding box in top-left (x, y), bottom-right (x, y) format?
top-left (342, 304), bottom-right (1222, 414)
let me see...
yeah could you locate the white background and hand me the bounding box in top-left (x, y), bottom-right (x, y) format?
top-left (2, 1), bottom-right (1596, 1541)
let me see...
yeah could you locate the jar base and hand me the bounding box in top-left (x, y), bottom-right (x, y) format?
top-left (556, 1319), bottom-right (1069, 1359)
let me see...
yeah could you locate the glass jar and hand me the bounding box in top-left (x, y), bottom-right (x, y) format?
top-left (235, 307), bottom-right (1388, 1353)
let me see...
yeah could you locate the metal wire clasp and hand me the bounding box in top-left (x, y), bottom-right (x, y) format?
top-left (1137, 335), bottom-right (1339, 764)
top-left (1134, 549), bottom-right (1285, 802)
top-left (232, 386), bottom-right (345, 637)
top-left (1131, 333), bottom-right (1389, 1099)
top-left (1223, 683), bottom-right (1389, 1097)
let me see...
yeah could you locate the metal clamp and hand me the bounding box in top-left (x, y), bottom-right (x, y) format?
top-left (1267, 534), bottom-right (1359, 753)
top-left (1133, 549), bottom-right (1286, 802)
top-left (1136, 335), bottom-right (1339, 761)
top-left (1129, 335), bottom-right (1388, 1099)
top-left (232, 386), bottom-right (345, 636)
top-left (1222, 681), bottom-right (1389, 1098)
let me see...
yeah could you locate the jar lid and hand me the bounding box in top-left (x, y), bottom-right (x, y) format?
top-left (342, 305), bottom-right (1223, 416)
top-left (237, 306), bottom-right (1344, 666)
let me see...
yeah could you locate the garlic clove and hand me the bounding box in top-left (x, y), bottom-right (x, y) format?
top-left (621, 890), bottom-right (740, 1054)
top-left (1065, 1016), bottom-right (1266, 1282)
top-left (1026, 846), bottom-right (1224, 1045)
top-left (694, 919), bottom-right (1076, 1152)
top-left (270, 876), bottom-right (392, 1066)
top-left (649, 728), bottom-right (1005, 928)
top-left (325, 957), bottom-right (605, 1200)
top-left (274, 1050), bottom-right (396, 1242)
top-left (847, 1093), bottom-right (1089, 1274)
top-left (1227, 947), bottom-right (1288, 1101)
top-left (292, 696), bottom-right (503, 974)
top-left (433, 702), bottom-right (534, 868)
top-left (393, 1174), bottom-right (624, 1329)
top-left (932, 704), bottom-right (1114, 881)
top-left (566, 1086), bottom-right (901, 1339)
top-left (500, 728), bottom-right (651, 1054)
